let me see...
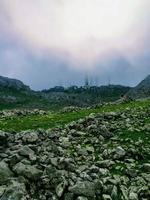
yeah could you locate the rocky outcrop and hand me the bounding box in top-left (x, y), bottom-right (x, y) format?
top-left (0, 107), bottom-right (150, 199)
top-left (127, 75), bottom-right (150, 98)
top-left (0, 76), bottom-right (30, 91)
top-left (0, 109), bottom-right (47, 119)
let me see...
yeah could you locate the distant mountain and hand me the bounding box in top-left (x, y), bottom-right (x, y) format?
top-left (127, 75), bottom-right (150, 98)
top-left (42, 85), bottom-right (131, 107)
top-left (0, 76), bottom-right (49, 110)
top-left (0, 76), bottom-right (30, 91)
top-left (4, 74), bottom-right (150, 110)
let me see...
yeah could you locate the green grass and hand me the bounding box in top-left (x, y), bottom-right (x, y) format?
top-left (0, 99), bottom-right (149, 132)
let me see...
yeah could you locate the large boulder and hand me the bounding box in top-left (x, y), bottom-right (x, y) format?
top-left (0, 161), bottom-right (13, 184)
top-left (22, 132), bottom-right (38, 143)
top-left (13, 162), bottom-right (42, 180)
top-left (0, 179), bottom-right (28, 200)
top-left (0, 131), bottom-right (9, 146)
top-left (115, 146), bottom-right (126, 159)
top-left (68, 181), bottom-right (95, 197)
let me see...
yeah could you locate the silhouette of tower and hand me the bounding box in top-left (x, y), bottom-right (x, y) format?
top-left (84, 74), bottom-right (89, 88)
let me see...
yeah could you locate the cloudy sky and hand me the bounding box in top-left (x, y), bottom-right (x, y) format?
top-left (0, 0), bottom-right (150, 90)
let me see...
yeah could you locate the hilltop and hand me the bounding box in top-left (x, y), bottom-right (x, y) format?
top-left (0, 75), bottom-right (131, 110)
top-left (0, 76), bottom-right (50, 110)
top-left (1, 74), bottom-right (150, 111)
top-left (127, 75), bottom-right (150, 98)
top-left (0, 76), bottom-right (30, 91)
top-left (42, 85), bottom-right (131, 107)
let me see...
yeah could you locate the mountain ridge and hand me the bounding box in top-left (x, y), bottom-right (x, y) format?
top-left (0, 74), bottom-right (150, 110)
top-left (127, 74), bottom-right (150, 98)
top-left (0, 76), bottom-right (30, 91)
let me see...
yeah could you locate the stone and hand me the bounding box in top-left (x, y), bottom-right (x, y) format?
top-left (77, 197), bottom-right (88, 200)
top-left (49, 157), bottom-right (58, 167)
top-left (13, 162), bottom-right (42, 180)
top-left (0, 180), bottom-right (27, 200)
top-left (58, 158), bottom-right (75, 171)
top-left (111, 185), bottom-right (118, 199)
top-left (0, 104), bottom-right (150, 199)
top-left (129, 192), bottom-right (138, 200)
top-left (120, 185), bottom-right (128, 200)
top-left (64, 192), bottom-right (74, 200)
top-left (142, 163), bottom-right (150, 172)
top-left (0, 161), bottom-right (13, 184)
top-left (99, 168), bottom-right (109, 176)
top-left (0, 131), bottom-right (8, 145)
top-left (96, 160), bottom-right (115, 168)
top-left (85, 146), bottom-right (94, 153)
top-left (69, 181), bottom-right (95, 197)
top-left (100, 125), bottom-right (113, 139)
top-left (56, 181), bottom-right (67, 198)
top-left (18, 145), bottom-right (34, 157)
top-left (9, 154), bottom-right (23, 167)
top-left (115, 146), bottom-right (126, 158)
top-left (22, 132), bottom-right (38, 143)
top-left (0, 185), bottom-right (6, 197)
top-left (78, 148), bottom-right (88, 156)
top-left (102, 194), bottom-right (112, 200)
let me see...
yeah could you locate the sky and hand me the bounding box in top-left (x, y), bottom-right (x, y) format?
top-left (0, 0), bottom-right (150, 90)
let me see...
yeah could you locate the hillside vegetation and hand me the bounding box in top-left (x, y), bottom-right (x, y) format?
top-left (0, 75), bottom-right (131, 110)
top-left (0, 98), bottom-right (150, 199)
top-left (0, 99), bottom-right (149, 132)
top-left (0, 75), bottom-right (150, 199)
top-left (42, 85), bottom-right (130, 107)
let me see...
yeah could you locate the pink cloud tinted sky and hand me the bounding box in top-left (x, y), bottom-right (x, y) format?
top-left (0, 0), bottom-right (150, 89)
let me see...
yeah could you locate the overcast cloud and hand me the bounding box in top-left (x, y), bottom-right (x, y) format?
top-left (0, 0), bottom-right (150, 90)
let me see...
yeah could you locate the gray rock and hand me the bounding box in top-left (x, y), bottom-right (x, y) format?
top-left (0, 179), bottom-right (27, 200)
top-left (102, 194), bottom-right (112, 200)
top-left (0, 161), bottom-right (13, 184)
top-left (120, 185), bottom-right (128, 200)
top-left (13, 162), bottom-right (42, 180)
top-left (85, 146), bottom-right (94, 153)
top-left (100, 125), bottom-right (113, 139)
top-left (76, 197), bottom-right (88, 200)
top-left (0, 185), bottom-right (6, 197)
top-left (9, 154), bottom-right (23, 167)
top-left (22, 132), bottom-right (38, 143)
top-left (129, 192), bottom-right (138, 200)
top-left (18, 145), bottom-right (34, 157)
top-left (49, 157), bottom-right (58, 167)
top-left (56, 180), bottom-right (67, 198)
top-left (99, 168), bottom-right (109, 176)
top-left (111, 185), bottom-right (118, 199)
top-left (0, 131), bottom-right (8, 145)
top-left (69, 181), bottom-right (95, 197)
top-left (78, 148), bottom-right (88, 156)
top-left (58, 158), bottom-right (75, 171)
top-left (59, 137), bottom-right (71, 147)
top-left (96, 160), bottom-right (115, 168)
top-left (0, 75), bottom-right (30, 91)
top-left (64, 192), bottom-right (74, 200)
top-left (115, 146), bottom-right (126, 158)
top-left (142, 163), bottom-right (150, 172)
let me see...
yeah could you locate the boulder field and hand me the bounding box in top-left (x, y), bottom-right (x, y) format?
top-left (0, 107), bottom-right (150, 199)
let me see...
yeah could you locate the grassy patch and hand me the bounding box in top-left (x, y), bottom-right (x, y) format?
top-left (0, 99), bottom-right (150, 132)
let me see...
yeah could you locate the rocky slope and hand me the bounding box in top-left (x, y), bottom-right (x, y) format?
top-left (0, 76), bottom-right (30, 91)
top-left (0, 75), bottom-right (131, 110)
top-left (0, 106), bottom-right (150, 199)
top-left (0, 109), bottom-right (48, 119)
top-left (42, 85), bottom-right (131, 107)
top-left (0, 76), bottom-right (53, 110)
top-left (127, 75), bottom-right (150, 99)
